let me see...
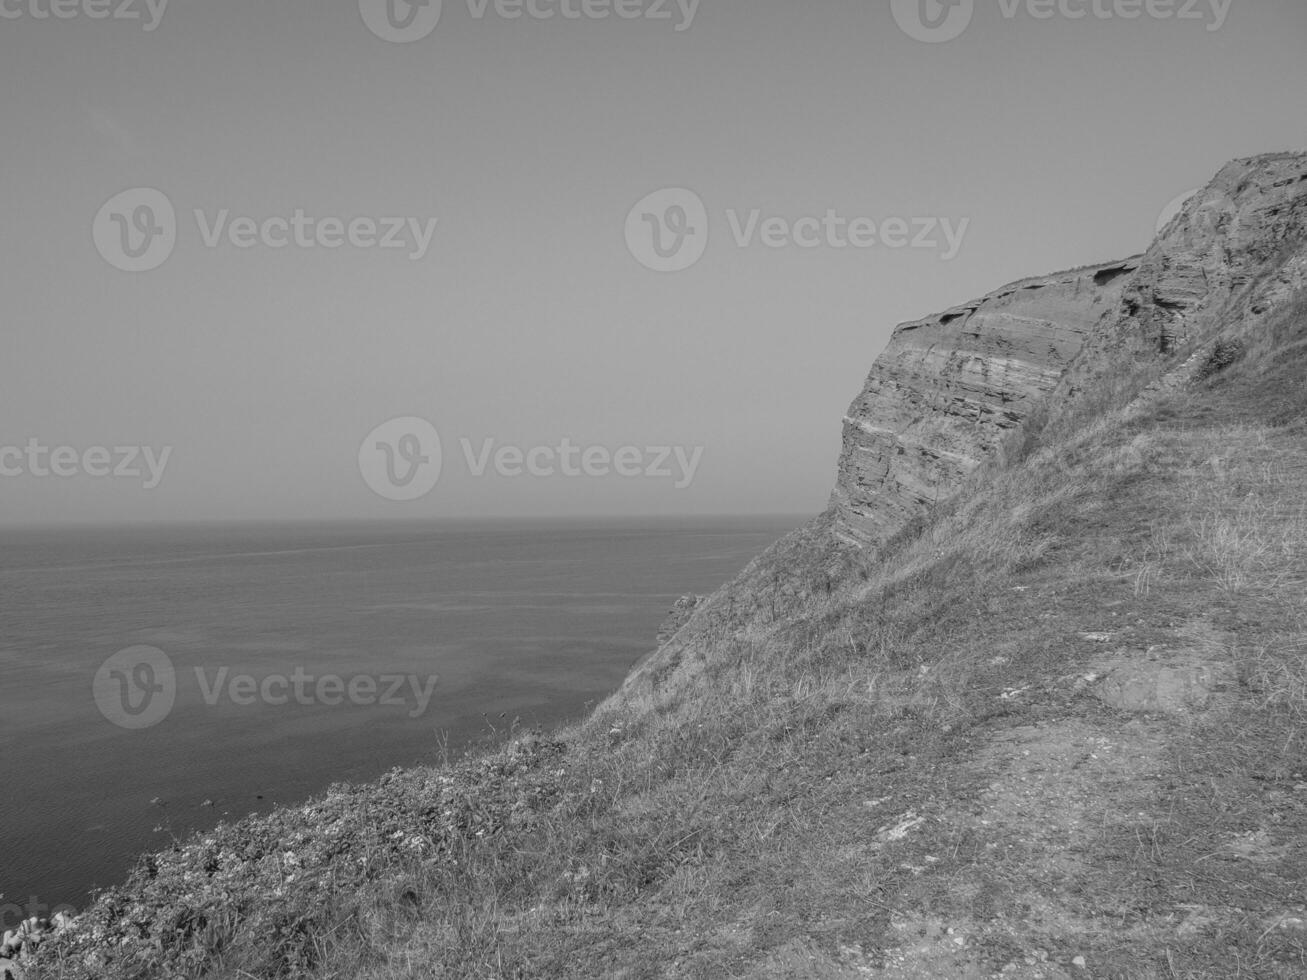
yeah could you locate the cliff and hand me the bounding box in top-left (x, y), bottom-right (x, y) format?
top-left (24, 150), bottom-right (1307, 980)
top-left (830, 259), bottom-right (1140, 548)
top-left (618, 149), bottom-right (1307, 711)
top-left (830, 151), bottom-right (1307, 551)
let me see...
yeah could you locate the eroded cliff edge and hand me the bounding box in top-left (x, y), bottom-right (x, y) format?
top-left (831, 150), bottom-right (1307, 551)
top-left (830, 259), bottom-right (1141, 548)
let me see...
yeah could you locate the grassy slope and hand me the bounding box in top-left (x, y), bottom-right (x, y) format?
top-left (36, 293), bottom-right (1307, 979)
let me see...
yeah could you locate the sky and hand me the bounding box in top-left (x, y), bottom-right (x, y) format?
top-left (1, 0), bottom-right (1304, 525)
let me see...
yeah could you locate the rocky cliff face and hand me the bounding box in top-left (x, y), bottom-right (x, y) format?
top-left (831, 150), bottom-right (1307, 550)
top-left (829, 259), bottom-right (1140, 548)
top-left (1061, 152), bottom-right (1307, 398)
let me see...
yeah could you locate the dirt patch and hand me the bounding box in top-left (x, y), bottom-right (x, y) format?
top-left (1087, 650), bottom-right (1236, 714)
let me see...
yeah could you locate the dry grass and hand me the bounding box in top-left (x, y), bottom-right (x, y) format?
top-left (30, 291), bottom-right (1307, 979)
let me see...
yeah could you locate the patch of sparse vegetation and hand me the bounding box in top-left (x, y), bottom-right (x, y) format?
top-left (1196, 339), bottom-right (1247, 380)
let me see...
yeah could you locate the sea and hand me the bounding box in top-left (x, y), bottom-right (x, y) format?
top-left (0, 517), bottom-right (797, 919)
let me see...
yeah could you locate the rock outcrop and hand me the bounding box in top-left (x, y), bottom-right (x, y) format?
top-left (1061, 151), bottom-right (1307, 398)
top-left (831, 150), bottom-right (1307, 550)
top-left (830, 259), bottom-right (1140, 548)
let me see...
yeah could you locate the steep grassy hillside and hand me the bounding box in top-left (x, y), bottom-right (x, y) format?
top-left (32, 293), bottom-right (1307, 980)
top-left (35, 282), bottom-right (1301, 980)
top-left (22, 157), bottom-right (1307, 979)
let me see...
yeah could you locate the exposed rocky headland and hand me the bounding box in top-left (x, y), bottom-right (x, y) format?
top-left (829, 151), bottom-right (1307, 551)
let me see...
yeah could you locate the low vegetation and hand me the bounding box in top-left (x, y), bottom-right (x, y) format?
top-left (30, 292), bottom-right (1307, 978)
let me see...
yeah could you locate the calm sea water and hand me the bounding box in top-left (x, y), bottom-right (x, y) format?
top-left (0, 517), bottom-right (796, 915)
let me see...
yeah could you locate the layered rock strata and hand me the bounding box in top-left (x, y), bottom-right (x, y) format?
top-left (832, 150), bottom-right (1307, 550)
top-left (830, 259), bottom-right (1140, 547)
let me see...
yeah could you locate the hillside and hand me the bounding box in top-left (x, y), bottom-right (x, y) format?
top-left (15, 150), bottom-right (1307, 980)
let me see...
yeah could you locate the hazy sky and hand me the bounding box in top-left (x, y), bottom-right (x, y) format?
top-left (2, 0), bottom-right (1304, 525)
